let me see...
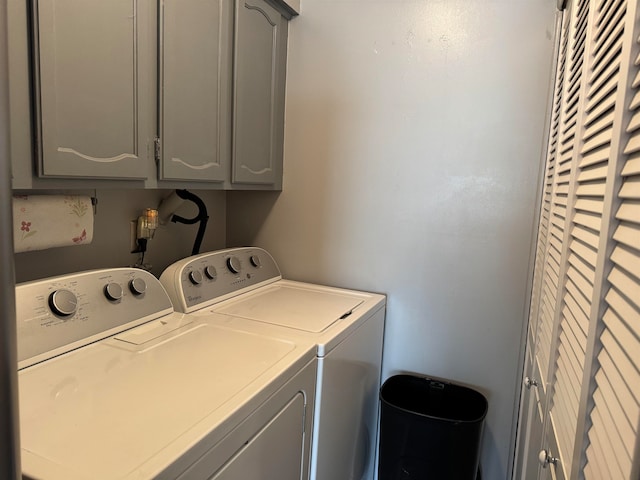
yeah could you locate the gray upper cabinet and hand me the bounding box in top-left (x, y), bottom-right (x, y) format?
top-left (232, 0), bottom-right (288, 187)
top-left (159, 0), bottom-right (232, 182)
top-left (13, 0), bottom-right (293, 188)
top-left (33, 0), bottom-right (151, 179)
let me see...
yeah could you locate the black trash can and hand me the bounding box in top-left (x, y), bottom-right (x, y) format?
top-left (378, 374), bottom-right (488, 480)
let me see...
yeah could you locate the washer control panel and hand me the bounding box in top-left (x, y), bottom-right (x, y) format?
top-left (159, 247), bottom-right (281, 313)
top-left (16, 268), bottom-right (173, 368)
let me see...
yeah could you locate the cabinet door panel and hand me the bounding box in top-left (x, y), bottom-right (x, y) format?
top-left (160, 0), bottom-right (232, 182)
top-left (233, 0), bottom-right (287, 186)
top-left (34, 0), bottom-right (149, 179)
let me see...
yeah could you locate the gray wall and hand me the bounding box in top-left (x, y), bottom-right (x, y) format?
top-left (226, 1), bottom-right (557, 478)
top-left (15, 190), bottom-right (226, 283)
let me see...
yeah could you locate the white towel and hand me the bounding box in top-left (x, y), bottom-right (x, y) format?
top-left (13, 195), bottom-right (94, 253)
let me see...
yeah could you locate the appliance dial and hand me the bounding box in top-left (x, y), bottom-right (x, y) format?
top-left (104, 282), bottom-right (123, 301)
top-left (227, 256), bottom-right (241, 274)
top-left (249, 255), bottom-right (261, 268)
top-left (49, 289), bottom-right (78, 316)
top-left (204, 266), bottom-right (217, 280)
top-left (129, 278), bottom-right (147, 296)
top-left (188, 270), bottom-right (203, 285)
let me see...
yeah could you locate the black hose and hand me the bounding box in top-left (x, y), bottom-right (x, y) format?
top-left (170, 189), bottom-right (209, 255)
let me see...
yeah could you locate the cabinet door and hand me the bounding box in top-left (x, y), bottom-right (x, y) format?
top-left (232, 0), bottom-right (287, 186)
top-left (160, 0), bottom-right (232, 182)
top-left (33, 0), bottom-right (150, 179)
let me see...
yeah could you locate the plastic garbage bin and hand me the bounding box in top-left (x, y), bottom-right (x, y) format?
top-left (378, 374), bottom-right (488, 480)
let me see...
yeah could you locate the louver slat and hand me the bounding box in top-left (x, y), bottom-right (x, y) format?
top-left (585, 72), bottom-right (619, 113)
top-left (587, 52), bottom-right (619, 97)
top-left (591, 21), bottom-right (624, 78)
top-left (612, 222), bottom-right (640, 251)
top-left (597, 348), bottom-right (638, 442)
top-left (573, 210), bottom-right (602, 231)
top-left (570, 223), bottom-right (599, 250)
top-left (575, 180), bottom-right (607, 196)
top-left (580, 143), bottom-right (610, 167)
top-left (589, 403), bottom-right (628, 479)
top-left (577, 163), bottom-right (607, 180)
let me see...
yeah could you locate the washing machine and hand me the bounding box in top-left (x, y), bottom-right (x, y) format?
top-left (160, 247), bottom-right (386, 480)
top-left (16, 267), bottom-right (317, 480)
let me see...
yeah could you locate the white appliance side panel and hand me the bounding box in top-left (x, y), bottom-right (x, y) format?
top-left (214, 284), bottom-right (365, 332)
top-left (312, 307), bottom-right (385, 480)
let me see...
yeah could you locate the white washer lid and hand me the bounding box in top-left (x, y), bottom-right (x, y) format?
top-left (19, 322), bottom-right (302, 480)
top-left (214, 284), bottom-right (364, 332)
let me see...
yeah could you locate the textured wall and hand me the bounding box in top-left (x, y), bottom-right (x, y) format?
top-left (227, 1), bottom-right (557, 477)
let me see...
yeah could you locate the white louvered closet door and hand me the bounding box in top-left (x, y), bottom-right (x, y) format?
top-left (536, 3), bottom-right (573, 402)
top-left (514, 8), bottom-right (568, 478)
top-left (534, 1), bottom-right (572, 425)
top-left (516, 1), bottom-right (640, 479)
top-left (550, 0), bottom-right (633, 476)
top-left (537, 1), bottom-right (592, 477)
top-left (582, 0), bottom-right (640, 477)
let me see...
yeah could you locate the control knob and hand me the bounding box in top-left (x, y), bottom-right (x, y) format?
top-left (49, 289), bottom-right (78, 316)
top-left (204, 266), bottom-right (217, 280)
top-left (104, 282), bottom-right (123, 301)
top-left (129, 278), bottom-right (147, 296)
top-left (250, 255), bottom-right (261, 268)
top-left (188, 270), bottom-right (203, 285)
top-left (227, 256), bottom-right (241, 274)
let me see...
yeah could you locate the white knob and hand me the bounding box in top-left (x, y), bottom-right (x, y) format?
top-left (524, 376), bottom-right (539, 389)
top-left (538, 449), bottom-right (558, 468)
top-left (49, 289), bottom-right (78, 316)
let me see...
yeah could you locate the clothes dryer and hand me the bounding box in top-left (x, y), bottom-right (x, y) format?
top-left (160, 247), bottom-right (386, 480)
top-left (16, 267), bottom-right (316, 480)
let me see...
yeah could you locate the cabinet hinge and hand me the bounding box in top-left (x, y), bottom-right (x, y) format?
top-left (154, 137), bottom-right (161, 163)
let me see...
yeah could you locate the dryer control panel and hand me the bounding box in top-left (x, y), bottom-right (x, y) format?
top-left (160, 247), bottom-right (281, 313)
top-left (16, 268), bottom-right (173, 368)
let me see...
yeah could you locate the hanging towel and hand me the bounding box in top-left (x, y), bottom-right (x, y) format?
top-left (13, 195), bottom-right (94, 253)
